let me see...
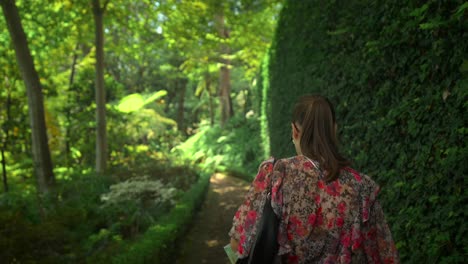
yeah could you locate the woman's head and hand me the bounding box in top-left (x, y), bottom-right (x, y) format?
top-left (291, 95), bottom-right (349, 181)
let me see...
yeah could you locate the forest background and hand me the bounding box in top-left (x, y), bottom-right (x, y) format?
top-left (0, 0), bottom-right (466, 263)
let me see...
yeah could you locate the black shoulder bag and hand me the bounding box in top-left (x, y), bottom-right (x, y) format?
top-left (237, 160), bottom-right (282, 264)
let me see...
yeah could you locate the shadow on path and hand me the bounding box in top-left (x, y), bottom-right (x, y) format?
top-left (176, 173), bottom-right (250, 264)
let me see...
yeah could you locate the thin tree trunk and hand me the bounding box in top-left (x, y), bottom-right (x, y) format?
top-left (242, 88), bottom-right (249, 117)
top-left (165, 85), bottom-right (177, 113)
top-left (1, 84), bottom-right (11, 192)
top-left (176, 78), bottom-right (187, 135)
top-left (65, 43), bottom-right (79, 167)
top-left (1, 148), bottom-right (7, 193)
top-left (215, 10), bottom-right (233, 126)
top-left (92, 0), bottom-right (109, 174)
top-left (219, 64), bottom-right (232, 124)
top-left (209, 93), bottom-right (214, 126)
top-left (1, 0), bottom-right (55, 193)
top-left (206, 78), bottom-right (215, 127)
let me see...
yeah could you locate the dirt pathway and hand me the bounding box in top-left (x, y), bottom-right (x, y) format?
top-left (175, 173), bottom-right (250, 264)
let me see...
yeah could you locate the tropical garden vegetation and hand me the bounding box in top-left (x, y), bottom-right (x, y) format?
top-left (0, 0), bottom-right (466, 263)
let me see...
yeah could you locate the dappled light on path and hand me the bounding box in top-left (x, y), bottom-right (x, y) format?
top-left (205, 239), bottom-right (221, 247)
top-left (212, 173), bottom-right (250, 212)
top-left (176, 173), bottom-right (250, 264)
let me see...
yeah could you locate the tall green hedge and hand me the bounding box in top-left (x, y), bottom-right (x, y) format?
top-left (258, 53), bottom-right (272, 160)
top-left (264, 0), bottom-right (467, 262)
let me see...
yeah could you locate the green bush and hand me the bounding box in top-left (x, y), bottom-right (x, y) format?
top-left (0, 173), bottom-right (114, 263)
top-left (265, 0), bottom-right (467, 262)
top-left (0, 161), bottom-right (201, 263)
top-left (83, 163), bottom-right (200, 260)
top-left (257, 53), bottom-right (272, 159)
top-left (98, 177), bottom-right (180, 240)
top-left (173, 115), bottom-right (265, 180)
top-left (91, 171), bottom-right (211, 264)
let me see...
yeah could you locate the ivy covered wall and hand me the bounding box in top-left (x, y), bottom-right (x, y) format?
top-left (264, 0), bottom-right (467, 262)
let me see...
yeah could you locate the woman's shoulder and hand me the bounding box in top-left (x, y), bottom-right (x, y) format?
top-left (267, 155), bottom-right (321, 173)
top-left (341, 167), bottom-right (381, 201)
top-left (257, 157), bottom-right (276, 169)
top-left (257, 156), bottom-right (297, 168)
top-left (341, 167), bottom-right (378, 185)
top-left (273, 155), bottom-right (316, 164)
top-left (340, 167), bottom-right (382, 222)
top-left (256, 156), bottom-right (304, 174)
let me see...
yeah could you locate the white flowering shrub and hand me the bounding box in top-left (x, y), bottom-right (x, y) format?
top-left (98, 176), bottom-right (180, 239)
top-left (101, 176), bottom-right (177, 207)
top-left (101, 176), bottom-right (178, 208)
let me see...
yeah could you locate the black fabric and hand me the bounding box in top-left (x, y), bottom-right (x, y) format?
top-left (237, 160), bottom-right (282, 264)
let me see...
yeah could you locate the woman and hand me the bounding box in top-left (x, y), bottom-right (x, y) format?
top-left (229, 95), bottom-right (399, 263)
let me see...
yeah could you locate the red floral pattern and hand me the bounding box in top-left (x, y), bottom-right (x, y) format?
top-left (229, 155), bottom-right (399, 263)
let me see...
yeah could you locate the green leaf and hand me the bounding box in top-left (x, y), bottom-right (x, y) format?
top-left (144, 90), bottom-right (168, 105)
top-left (409, 3), bottom-right (429, 19)
top-left (460, 59), bottom-right (468, 73)
top-left (452, 2), bottom-right (468, 20)
top-left (117, 91), bottom-right (167, 113)
top-left (117, 94), bottom-right (145, 113)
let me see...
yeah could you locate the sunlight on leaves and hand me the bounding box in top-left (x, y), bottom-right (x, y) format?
top-left (117, 90), bottom-right (167, 113)
top-left (118, 94), bottom-right (145, 113)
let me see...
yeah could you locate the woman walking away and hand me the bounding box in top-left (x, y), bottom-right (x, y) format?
top-left (229, 95), bottom-right (400, 263)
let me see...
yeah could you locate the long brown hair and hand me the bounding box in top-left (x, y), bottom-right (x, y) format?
top-left (292, 95), bottom-right (350, 181)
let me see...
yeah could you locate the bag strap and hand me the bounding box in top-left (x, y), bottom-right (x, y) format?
top-left (247, 158), bottom-right (278, 263)
top-left (266, 158), bottom-right (277, 196)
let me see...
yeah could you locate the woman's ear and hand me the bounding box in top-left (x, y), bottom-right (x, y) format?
top-left (291, 123), bottom-right (302, 155)
top-left (291, 123), bottom-right (299, 139)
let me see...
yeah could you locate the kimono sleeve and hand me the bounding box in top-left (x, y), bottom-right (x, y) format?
top-left (270, 159), bottom-right (292, 256)
top-left (228, 158), bottom-right (275, 257)
top-left (359, 175), bottom-right (400, 264)
top-left (362, 200), bottom-right (400, 263)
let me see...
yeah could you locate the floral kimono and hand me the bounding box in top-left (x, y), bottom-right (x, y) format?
top-left (229, 155), bottom-right (400, 263)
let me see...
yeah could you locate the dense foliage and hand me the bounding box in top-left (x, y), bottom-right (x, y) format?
top-left (174, 114), bottom-right (265, 180)
top-left (0, 0), bottom-right (279, 184)
top-left (0, 0), bottom-right (280, 262)
top-left (0, 173), bottom-right (112, 262)
top-left (265, 0), bottom-right (467, 262)
top-left (91, 172), bottom-right (210, 263)
top-left (5, 0), bottom-right (467, 262)
top-left (0, 161), bottom-right (200, 262)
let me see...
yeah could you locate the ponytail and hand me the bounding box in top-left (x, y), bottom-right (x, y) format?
top-left (292, 95), bottom-right (349, 181)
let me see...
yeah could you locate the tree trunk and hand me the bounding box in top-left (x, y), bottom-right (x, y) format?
top-left (92, 0), bottom-right (108, 174)
top-left (1, 147), bottom-right (7, 192)
top-left (65, 43), bottom-right (79, 167)
top-left (215, 10), bottom-right (233, 126)
top-left (176, 78), bottom-right (187, 135)
top-left (1, 0), bottom-right (55, 193)
top-left (206, 77), bottom-right (215, 127)
top-left (1, 85), bottom-right (10, 192)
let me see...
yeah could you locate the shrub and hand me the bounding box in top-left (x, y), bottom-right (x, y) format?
top-left (173, 115), bottom-right (265, 180)
top-left (101, 176), bottom-right (179, 208)
top-left (88, 172), bottom-right (211, 263)
top-left (98, 177), bottom-right (180, 239)
top-left (0, 173), bottom-right (114, 263)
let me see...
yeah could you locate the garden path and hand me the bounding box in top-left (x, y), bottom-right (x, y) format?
top-left (175, 173), bottom-right (250, 264)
